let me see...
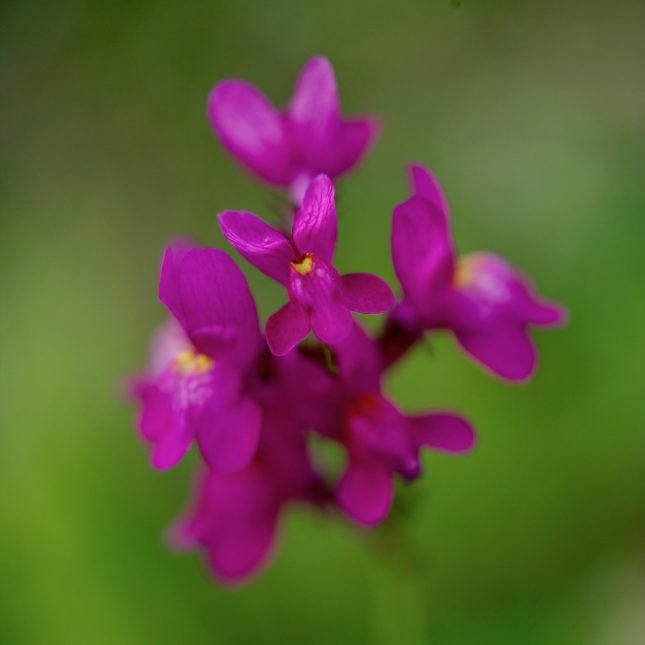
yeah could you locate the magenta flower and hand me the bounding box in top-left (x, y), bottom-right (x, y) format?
top-left (219, 174), bottom-right (395, 355)
top-left (208, 56), bottom-right (379, 201)
top-left (392, 164), bottom-right (567, 382)
top-left (170, 374), bottom-right (328, 585)
top-left (333, 325), bottom-right (476, 526)
top-left (132, 244), bottom-right (263, 472)
top-left (170, 465), bottom-right (283, 585)
top-left (128, 56), bottom-right (569, 586)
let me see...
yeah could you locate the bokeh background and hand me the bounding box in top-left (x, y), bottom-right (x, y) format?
top-left (2, 0), bottom-right (645, 643)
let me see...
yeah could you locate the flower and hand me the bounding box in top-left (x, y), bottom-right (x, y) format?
top-left (392, 164), bottom-right (567, 382)
top-left (169, 465), bottom-right (284, 585)
top-left (208, 56), bottom-right (379, 201)
top-left (332, 325), bottom-right (476, 526)
top-left (131, 244), bottom-right (263, 471)
top-left (169, 358), bottom-right (330, 585)
top-left (128, 54), bottom-right (570, 586)
top-left (218, 174), bottom-right (395, 355)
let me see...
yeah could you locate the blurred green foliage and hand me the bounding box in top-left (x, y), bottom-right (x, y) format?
top-left (1, 1), bottom-right (645, 643)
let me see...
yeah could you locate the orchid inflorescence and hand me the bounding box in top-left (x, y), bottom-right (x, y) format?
top-left (130, 57), bottom-right (566, 585)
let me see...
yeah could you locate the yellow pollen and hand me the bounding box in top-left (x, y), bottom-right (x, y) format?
top-left (174, 350), bottom-right (214, 375)
top-left (453, 253), bottom-right (483, 289)
top-left (291, 253), bottom-right (314, 276)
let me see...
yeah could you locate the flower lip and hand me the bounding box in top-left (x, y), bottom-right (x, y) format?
top-left (290, 252), bottom-right (314, 276)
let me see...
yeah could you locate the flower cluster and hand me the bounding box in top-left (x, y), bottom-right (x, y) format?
top-left (130, 57), bottom-right (566, 585)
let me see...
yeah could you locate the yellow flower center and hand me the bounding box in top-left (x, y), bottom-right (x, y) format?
top-left (291, 253), bottom-right (314, 276)
top-left (453, 253), bottom-right (484, 289)
top-left (173, 350), bottom-right (214, 375)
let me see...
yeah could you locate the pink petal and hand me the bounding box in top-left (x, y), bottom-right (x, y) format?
top-left (174, 468), bottom-right (280, 585)
top-left (173, 248), bottom-right (261, 364)
top-left (218, 211), bottom-right (293, 285)
top-left (510, 279), bottom-right (568, 327)
top-left (337, 457), bottom-right (393, 526)
top-left (340, 273), bottom-right (395, 314)
top-left (266, 302), bottom-right (310, 356)
top-left (138, 385), bottom-right (194, 470)
top-left (207, 512), bottom-right (277, 586)
top-left (292, 174), bottom-right (337, 262)
top-left (334, 324), bottom-right (383, 395)
top-left (317, 118), bottom-right (380, 178)
top-left (208, 80), bottom-right (292, 185)
top-left (408, 163), bottom-right (451, 215)
top-left (151, 426), bottom-right (195, 471)
top-left (310, 299), bottom-right (353, 345)
top-left (391, 195), bottom-right (455, 310)
top-left (288, 56), bottom-right (340, 153)
top-left (142, 319), bottom-right (191, 380)
top-left (158, 246), bottom-right (260, 363)
top-left (523, 299), bottom-right (567, 326)
top-left (158, 244), bottom-right (191, 330)
top-left (455, 322), bottom-right (537, 382)
top-left (196, 396), bottom-right (262, 473)
top-left (409, 412), bottom-right (477, 454)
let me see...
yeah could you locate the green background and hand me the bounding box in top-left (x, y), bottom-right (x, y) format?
top-left (2, 0), bottom-right (645, 643)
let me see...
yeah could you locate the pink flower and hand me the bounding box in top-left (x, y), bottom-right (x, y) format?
top-left (219, 175), bottom-right (394, 355)
top-left (208, 56), bottom-right (379, 200)
top-left (392, 164), bottom-right (567, 382)
top-left (131, 244), bottom-right (263, 472)
top-left (127, 54), bottom-right (570, 586)
top-left (170, 358), bottom-right (330, 585)
top-left (333, 326), bottom-right (476, 526)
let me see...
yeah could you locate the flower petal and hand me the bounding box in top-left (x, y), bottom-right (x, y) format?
top-left (340, 273), bottom-right (395, 314)
top-left (158, 243), bottom-right (192, 330)
top-left (208, 80), bottom-right (292, 185)
top-left (288, 56), bottom-right (340, 153)
top-left (317, 118), bottom-right (379, 178)
top-left (266, 302), bottom-right (310, 356)
top-left (292, 174), bottom-right (337, 262)
top-left (521, 298), bottom-right (567, 326)
top-left (138, 384), bottom-right (194, 471)
top-left (455, 322), bottom-right (537, 382)
top-left (206, 503), bottom-right (277, 586)
top-left (409, 412), bottom-right (476, 453)
top-left (392, 195), bottom-right (455, 311)
top-left (310, 299), bottom-right (353, 345)
top-left (409, 163), bottom-right (451, 215)
top-left (146, 319), bottom-right (191, 379)
top-left (196, 396), bottom-right (262, 473)
top-left (510, 279), bottom-right (568, 327)
top-left (334, 323), bottom-right (383, 396)
top-left (160, 247), bottom-right (261, 365)
top-left (337, 457), bottom-right (393, 526)
top-left (172, 468), bottom-right (279, 585)
top-left (218, 211), bottom-right (293, 285)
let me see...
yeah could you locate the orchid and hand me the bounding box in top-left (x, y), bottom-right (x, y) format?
top-left (170, 408), bottom-right (327, 585)
top-left (128, 57), bottom-right (566, 585)
top-left (392, 164), bottom-right (567, 381)
top-left (333, 325), bottom-right (475, 526)
top-left (132, 245), bottom-right (262, 472)
top-left (219, 174), bottom-right (394, 355)
top-left (208, 56), bottom-right (378, 202)
top-left (170, 345), bottom-right (334, 584)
